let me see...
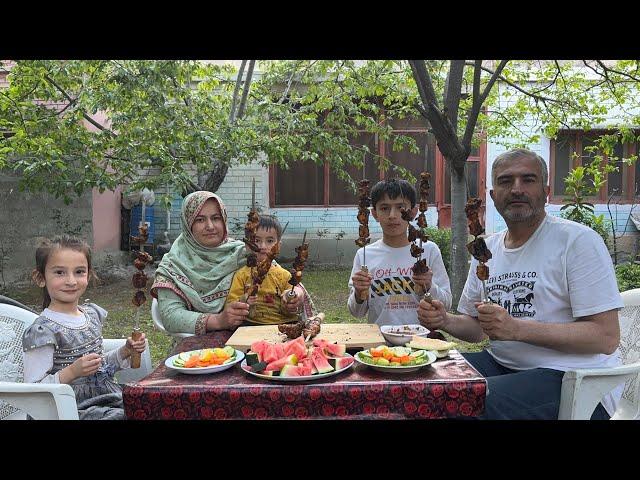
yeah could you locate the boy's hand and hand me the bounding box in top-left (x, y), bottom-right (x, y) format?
top-left (352, 270), bottom-right (373, 302)
top-left (281, 286), bottom-right (304, 313)
top-left (412, 270), bottom-right (433, 293)
top-left (246, 295), bottom-right (258, 306)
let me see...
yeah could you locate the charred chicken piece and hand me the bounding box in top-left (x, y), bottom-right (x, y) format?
top-left (408, 224), bottom-right (419, 242)
top-left (278, 322), bottom-right (303, 339)
top-left (476, 264), bottom-right (490, 281)
top-left (132, 271), bottom-right (148, 289)
top-left (246, 252), bottom-right (258, 268)
top-left (244, 210), bottom-right (260, 243)
top-left (130, 224), bottom-right (149, 246)
top-left (357, 209), bottom-right (369, 225)
top-left (136, 251), bottom-right (154, 265)
top-left (411, 259), bottom-right (428, 275)
top-left (466, 237), bottom-right (492, 263)
top-left (132, 290), bottom-right (147, 307)
top-left (355, 237), bottom-right (371, 248)
top-left (465, 197), bottom-right (485, 237)
top-left (410, 243), bottom-right (424, 258)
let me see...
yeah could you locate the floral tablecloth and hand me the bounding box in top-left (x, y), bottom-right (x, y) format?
top-left (123, 331), bottom-right (486, 420)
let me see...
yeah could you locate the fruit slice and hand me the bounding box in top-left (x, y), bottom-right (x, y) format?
top-left (311, 347), bottom-right (334, 373)
top-left (329, 356), bottom-right (354, 370)
top-left (280, 364), bottom-right (302, 377)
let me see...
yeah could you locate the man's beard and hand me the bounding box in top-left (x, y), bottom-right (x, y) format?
top-left (500, 198), bottom-right (545, 223)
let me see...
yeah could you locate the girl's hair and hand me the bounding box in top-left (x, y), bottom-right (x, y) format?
top-left (34, 234), bottom-right (93, 309)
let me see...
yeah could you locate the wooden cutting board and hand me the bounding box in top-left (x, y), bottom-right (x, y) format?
top-left (225, 323), bottom-right (385, 351)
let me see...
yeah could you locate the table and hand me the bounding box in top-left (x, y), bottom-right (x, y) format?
top-left (123, 331), bottom-right (487, 420)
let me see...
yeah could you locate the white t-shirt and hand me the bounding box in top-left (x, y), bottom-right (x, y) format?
top-left (457, 214), bottom-right (624, 416)
top-left (348, 238), bottom-right (452, 326)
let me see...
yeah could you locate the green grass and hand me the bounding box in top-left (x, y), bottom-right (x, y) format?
top-left (6, 266), bottom-right (486, 367)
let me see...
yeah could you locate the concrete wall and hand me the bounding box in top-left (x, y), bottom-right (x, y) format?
top-left (0, 173), bottom-right (93, 288)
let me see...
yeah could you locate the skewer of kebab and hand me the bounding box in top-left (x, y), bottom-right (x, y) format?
top-left (465, 197), bottom-right (492, 303)
top-left (286, 230), bottom-right (308, 303)
top-left (278, 230), bottom-right (322, 341)
top-left (239, 179), bottom-right (261, 303)
top-left (130, 224), bottom-right (153, 368)
top-left (401, 172), bottom-right (432, 300)
top-left (355, 179), bottom-right (371, 302)
top-left (241, 221), bottom-right (289, 303)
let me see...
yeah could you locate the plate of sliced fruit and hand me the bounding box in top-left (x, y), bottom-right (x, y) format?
top-left (165, 346), bottom-right (245, 374)
top-left (354, 345), bottom-right (437, 373)
top-left (241, 336), bottom-right (355, 382)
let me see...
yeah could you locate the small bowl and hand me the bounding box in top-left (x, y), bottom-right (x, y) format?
top-left (380, 324), bottom-right (430, 346)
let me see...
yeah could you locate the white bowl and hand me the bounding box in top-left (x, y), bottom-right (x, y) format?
top-left (380, 324), bottom-right (430, 346)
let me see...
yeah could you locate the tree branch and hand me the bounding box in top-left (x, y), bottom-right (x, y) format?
top-left (229, 60), bottom-right (247, 123)
top-left (42, 73), bottom-right (116, 136)
top-left (237, 60), bottom-right (255, 120)
top-left (462, 60), bottom-right (508, 147)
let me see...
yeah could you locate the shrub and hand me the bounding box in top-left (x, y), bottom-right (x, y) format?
top-left (615, 262), bottom-right (640, 292)
top-left (426, 227), bottom-right (452, 274)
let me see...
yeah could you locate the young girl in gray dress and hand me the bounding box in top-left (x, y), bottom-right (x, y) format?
top-left (22, 235), bottom-right (147, 420)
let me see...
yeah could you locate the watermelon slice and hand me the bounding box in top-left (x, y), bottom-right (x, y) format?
top-left (323, 343), bottom-right (347, 357)
top-left (311, 347), bottom-right (334, 374)
top-left (329, 356), bottom-right (354, 370)
top-left (312, 338), bottom-right (329, 349)
top-left (265, 354), bottom-right (298, 371)
top-left (280, 364), bottom-right (301, 377)
top-left (296, 364), bottom-right (313, 376)
top-left (262, 344), bottom-right (280, 363)
top-left (250, 340), bottom-right (269, 358)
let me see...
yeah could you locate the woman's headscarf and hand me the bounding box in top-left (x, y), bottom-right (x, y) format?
top-left (151, 191), bottom-right (247, 314)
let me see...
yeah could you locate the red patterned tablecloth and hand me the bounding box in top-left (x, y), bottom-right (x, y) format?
top-left (123, 331), bottom-right (487, 420)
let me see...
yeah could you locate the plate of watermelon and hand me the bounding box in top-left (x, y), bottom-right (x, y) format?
top-left (240, 336), bottom-right (355, 382)
top-left (354, 345), bottom-right (437, 373)
top-left (165, 346), bottom-right (245, 374)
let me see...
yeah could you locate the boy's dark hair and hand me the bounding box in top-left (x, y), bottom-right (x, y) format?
top-left (33, 234), bottom-right (94, 309)
top-left (258, 215), bottom-right (283, 240)
top-left (370, 178), bottom-right (417, 209)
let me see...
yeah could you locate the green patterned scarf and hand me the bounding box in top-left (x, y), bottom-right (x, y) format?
top-left (151, 191), bottom-right (247, 314)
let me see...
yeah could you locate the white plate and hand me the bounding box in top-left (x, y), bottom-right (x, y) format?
top-left (165, 349), bottom-right (245, 375)
top-left (240, 353), bottom-right (354, 382)
top-left (354, 349), bottom-right (437, 374)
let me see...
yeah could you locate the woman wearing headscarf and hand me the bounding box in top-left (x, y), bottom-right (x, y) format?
top-left (151, 191), bottom-right (303, 334)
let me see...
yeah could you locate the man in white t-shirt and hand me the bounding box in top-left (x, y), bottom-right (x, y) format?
top-left (349, 179), bottom-right (452, 326)
top-left (417, 148), bottom-right (624, 420)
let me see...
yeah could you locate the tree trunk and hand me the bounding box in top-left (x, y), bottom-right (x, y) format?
top-left (449, 157), bottom-right (469, 308)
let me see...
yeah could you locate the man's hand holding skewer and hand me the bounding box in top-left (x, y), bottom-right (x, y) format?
top-left (417, 298), bottom-right (449, 331)
top-left (474, 302), bottom-right (520, 341)
top-left (352, 269), bottom-right (372, 304)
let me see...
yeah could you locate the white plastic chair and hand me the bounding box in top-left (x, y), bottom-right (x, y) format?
top-left (0, 301), bottom-right (152, 420)
top-left (559, 288), bottom-right (640, 420)
top-left (151, 297), bottom-right (193, 340)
